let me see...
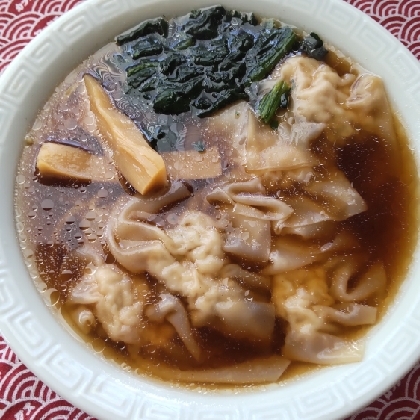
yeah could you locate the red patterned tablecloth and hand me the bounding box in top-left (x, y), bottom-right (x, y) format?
top-left (1, 0), bottom-right (420, 419)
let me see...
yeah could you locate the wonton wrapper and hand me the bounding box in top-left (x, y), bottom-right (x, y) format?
top-left (274, 56), bottom-right (398, 151)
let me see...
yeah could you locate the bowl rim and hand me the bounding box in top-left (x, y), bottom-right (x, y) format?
top-left (1, 0), bottom-right (420, 419)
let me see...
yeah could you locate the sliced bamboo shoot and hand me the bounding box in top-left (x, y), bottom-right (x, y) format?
top-left (36, 142), bottom-right (116, 182)
top-left (162, 146), bottom-right (222, 180)
top-left (83, 74), bottom-right (167, 194)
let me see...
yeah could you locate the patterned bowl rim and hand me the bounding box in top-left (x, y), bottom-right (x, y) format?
top-left (0, 0), bottom-right (420, 419)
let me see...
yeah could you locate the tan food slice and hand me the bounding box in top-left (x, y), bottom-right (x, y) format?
top-left (162, 146), bottom-right (222, 180)
top-left (36, 142), bottom-right (116, 182)
top-left (84, 74), bottom-right (167, 194)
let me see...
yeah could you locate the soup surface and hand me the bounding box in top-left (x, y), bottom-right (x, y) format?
top-left (14, 6), bottom-right (418, 387)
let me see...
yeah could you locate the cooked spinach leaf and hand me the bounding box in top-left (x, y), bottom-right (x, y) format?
top-left (116, 17), bottom-right (168, 45)
top-left (300, 32), bottom-right (329, 60)
top-left (131, 36), bottom-right (164, 59)
top-left (115, 6), bottom-right (298, 122)
top-left (256, 80), bottom-right (290, 124)
top-left (111, 6), bottom-right (328, 149)
top-left (184, 6), bottom-right (226, 40)
top-left (245, 28), bottom-right (298, 82)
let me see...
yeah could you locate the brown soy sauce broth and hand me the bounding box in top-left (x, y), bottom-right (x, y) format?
top-left (14, 32), bottom-right (419, 387)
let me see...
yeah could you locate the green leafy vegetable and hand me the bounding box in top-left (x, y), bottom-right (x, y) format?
top-left (300, 32), bottom-right (328, 61)
top-left (115, 8), bottom-right (299, 121)
top-left (171, 34), bottom-right (196, 50)
top-left (190, 39), bottom-right (229, 66)
top-left (110, 6), bottom-right (331, 149)
top-left (225, 10), bottom-right (258, 25)
top-left (126, 61), bottom-right (159, 89)
top-left (153, 77), bottom-right (203, 114)
top-left (126, 61), bottom-right (158, 78)
top-left (194, 89), bottom-right (247, 117)
top-left (131, 36), bottom-right (164, 60)
top-left (115, 17), bottom-right (168, 45)
top-left (245, 28), bottom-right (298, 82)
top-left (184, 6), bottom-right (226, 40)
top-left (159, 54), bottom-right (187, 75)
top-left (229, 30), bottom-right (255, 53)
top-left (256, 80), bottom-right (290, 124)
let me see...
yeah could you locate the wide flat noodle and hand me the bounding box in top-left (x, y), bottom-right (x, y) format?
top-left (106, 194), bottom-right (275, 344)
top-left (146, 293), bottom-right (201, 360)
top-left (169, 356), bottom-right (290, 384)
top-left (314, 303), bottom-right (377, 327)
top-left (246, 110), bottom-right (320, 172)
top-left (304, 170), bottom-right (367, 220)
top-left (223, 210), bottom-right (271, 262)
top-left (220, 264), bottom-right (271, 290)
top-left (207, 177), bottom-right (293, 241)
top-left (263, 230), bottom-right (359, 274)
top-left (330, 259), bottom-right (387, 302)
top-left (283, 330), bottom-right (364, 365)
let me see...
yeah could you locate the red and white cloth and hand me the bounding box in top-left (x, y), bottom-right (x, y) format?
top-left (1, 0), bottom-right (420, 418)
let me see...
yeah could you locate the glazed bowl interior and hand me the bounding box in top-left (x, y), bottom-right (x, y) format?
top-left (1, 0), bottom-right (420, 419)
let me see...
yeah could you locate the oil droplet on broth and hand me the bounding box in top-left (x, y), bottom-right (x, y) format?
top-left (85, 211), bottom-right (97, 221)
top-left (41, 199), bottom-right (54, 211)
top-left (166, 214), bottom-right (179, 225)
top-left (32, 119), bottom-right (43, 131)
top-left (88, 234), bottom-right (97, 243)
top-left (83, 113), bottom-right (96, 129)
top-left (105, 169), bottom-right (115, 180)
top-left (84, 228), bottom-right (92, 236)
top-left (22, 248), bottom-right (34, 259)
top-left (79, 219), bottom-right (91, 230)
top-left (98, 189), bottom-right (108, 198)
top-left (64, 118), bottom-right (77, 130)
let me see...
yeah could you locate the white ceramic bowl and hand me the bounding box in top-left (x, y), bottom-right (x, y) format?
top-left (1, 0), bottom-right (420, 419)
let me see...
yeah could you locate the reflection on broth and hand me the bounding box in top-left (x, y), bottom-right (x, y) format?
top-left (14, 6), bottom-right (418, 387)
